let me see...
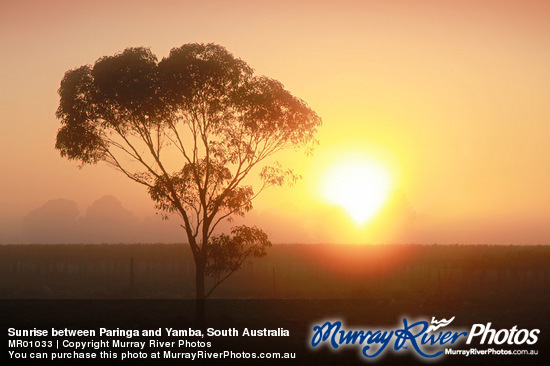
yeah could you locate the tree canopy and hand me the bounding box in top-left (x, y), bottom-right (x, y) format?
top-left (55, 43), bottom-right (321, 298)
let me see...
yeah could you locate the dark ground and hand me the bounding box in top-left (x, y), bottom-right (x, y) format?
top-left (0, 244), bottom-right (548, 365)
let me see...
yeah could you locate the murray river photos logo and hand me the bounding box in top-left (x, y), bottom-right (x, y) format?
top-left (310, 316), bottom-right (540, 361)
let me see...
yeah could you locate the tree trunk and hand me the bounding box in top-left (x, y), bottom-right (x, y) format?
top-left (195, 220), bottom-right (210, 329)
top-left (195, 258), bottom-right (206, 329)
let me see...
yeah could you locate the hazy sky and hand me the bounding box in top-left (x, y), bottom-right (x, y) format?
top-left (1, 0), bottom-right (549, 244)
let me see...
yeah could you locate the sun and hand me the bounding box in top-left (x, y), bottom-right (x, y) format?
top-left (321, 157), bottom-right (391, 225)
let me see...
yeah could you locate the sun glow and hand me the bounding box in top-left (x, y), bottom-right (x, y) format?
top-left (321, 157), bottom-right (392, 225)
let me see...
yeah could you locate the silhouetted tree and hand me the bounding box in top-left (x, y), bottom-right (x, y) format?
top-left (55, 43), bottom-right (321, 303)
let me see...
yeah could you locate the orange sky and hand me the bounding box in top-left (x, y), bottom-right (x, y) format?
top-left (1, 0), bottom-right (549, 244)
